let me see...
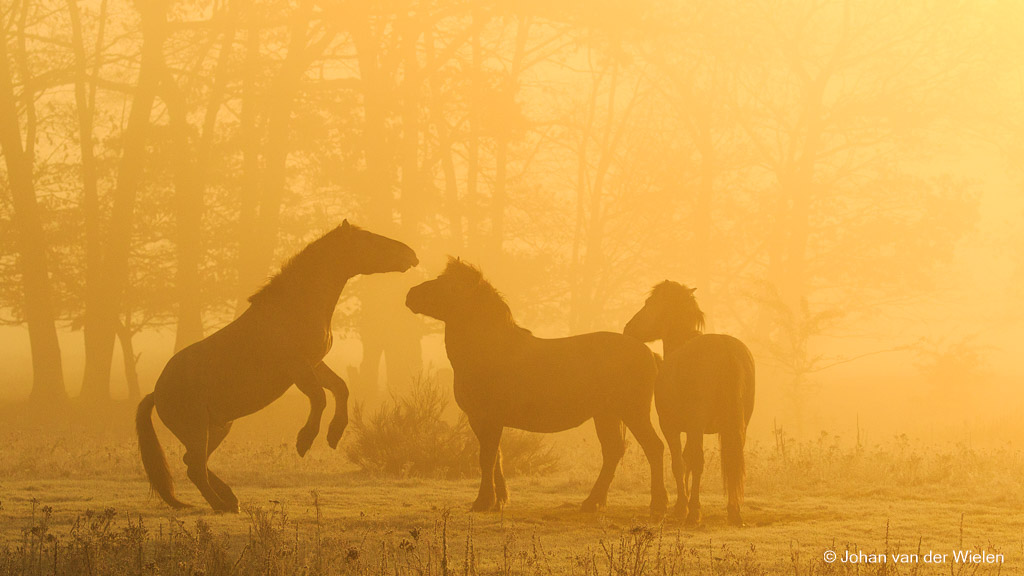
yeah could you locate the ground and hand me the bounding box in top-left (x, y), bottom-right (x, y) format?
top-left (1, 397), bottom-right (1022, 575)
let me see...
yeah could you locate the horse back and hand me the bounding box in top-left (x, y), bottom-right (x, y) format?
top-left (657, 334), bottom-right (754, 433)
top-left (450, 330), bottom-right (658, 432)
top-left (520, 331), bottom-right (658, 393)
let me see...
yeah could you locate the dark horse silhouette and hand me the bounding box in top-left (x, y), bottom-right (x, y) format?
top-left (624, 282), bottom-right (754, 526)
top-left (406, 259), bottom-right (668, 515)
top-left (136, 221), bottom-right (418, 512)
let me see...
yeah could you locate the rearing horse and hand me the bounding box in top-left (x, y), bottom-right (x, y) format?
top-left (625, 282), bottom-right (754, 526)
top-left (406, 259), bottom-right (668, 515)
top-left (136, 221), bottom-right (418, 512)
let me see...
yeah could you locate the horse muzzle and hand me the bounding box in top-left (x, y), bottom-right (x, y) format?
top-left (623, 316), bottom-right (652, 342)
top-left (405, 287), bottom-right (423, 313)
top-left (400, 249), bottom-right (419, 271)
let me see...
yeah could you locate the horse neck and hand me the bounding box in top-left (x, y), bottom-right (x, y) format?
top-left (309, 276), bottom-right (349, 321)
top-left (444, 317), bottom-right (523, 366)
top-left (257, 271), bottom-right (350, 325)
top-left (662, 326), bottom-right (701, 356)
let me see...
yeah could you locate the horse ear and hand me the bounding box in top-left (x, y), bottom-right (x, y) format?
top-left (689, 287), bottom-right (697, 295)
top-left (341, 219), bottom-right (350, 230)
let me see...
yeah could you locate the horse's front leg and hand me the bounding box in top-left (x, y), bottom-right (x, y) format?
top-left (469, 417), bottom-right (503, 512)
top-left (295, 369), bottom-right (327, 457)
top-left (683, 431), bottom-right (705, 526)
top-left (314, 362), bottom-right (349, 449)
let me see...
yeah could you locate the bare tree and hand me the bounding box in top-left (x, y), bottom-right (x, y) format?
top-left (80, 0), bottom-right (169, 401)
top-left (0, 0), bottom-right (66, 403)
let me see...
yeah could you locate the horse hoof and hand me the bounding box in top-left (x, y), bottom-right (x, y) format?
top-left (672, 504), bottom-right (688, 519)
top-left (685, 511), bottom-right (701, 527)
top-left (471, 499), bottom-right (496, 513)
top-left (296, 429), bottom-right (316, 457)
top-left (327, 431), bottom-right (344, 449)
top-left (580, 499), bottom-right (603, 513)
top-left (650, 496), bottom-right (668, 517)
top-left (727, 513), bottom-right (743, 527)
top-left (327, 421), bottom-right (347, 449)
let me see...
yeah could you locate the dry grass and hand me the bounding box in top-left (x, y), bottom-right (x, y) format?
top-left (1, 396), bottom-right (1022, 575)
top-left (345, 377), bottom-right (560, 479)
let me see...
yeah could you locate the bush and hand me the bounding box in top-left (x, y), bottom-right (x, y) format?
top-left (345, 376), bottom-right (560, 478)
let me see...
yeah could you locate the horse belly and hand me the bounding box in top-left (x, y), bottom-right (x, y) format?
top-left (454, 373), bottom-right (593, 433)
top-left (502, 403), bottom-right (591, 433)
top-left (197, 346), bottom-right (298, 423)
top-left (208, 375), bottom-right (294, 423)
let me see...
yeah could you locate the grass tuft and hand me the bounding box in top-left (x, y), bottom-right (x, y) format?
top-left (345, 376), bottom-right (560, 479)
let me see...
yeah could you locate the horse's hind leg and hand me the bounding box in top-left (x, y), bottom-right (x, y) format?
top-left (582, 415), bottom-right (625, 512)
top-left (493, 446), bottom-right (509, 506)
top-left (623, 414), bottom-right (668, 516)
top-left (314, 362), bottom-right (349, 449)
top-left (721, 428), bottom-right (746, 527)
top-left (682, 432), bottom-right (705, 526)
top-left (664, 427), bottom-right (688, 518)
top-left (296, 369), bottom-right (327, 457)
top-left (205, 423), bottom-right (239, 513)
top-left (179, 418), bottom-right (231, 512)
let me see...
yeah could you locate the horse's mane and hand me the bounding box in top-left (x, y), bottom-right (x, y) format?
top-left (248, 225), bottom-right (356, 305)
top-left (651, 280), bottom-right (705, 333)
top-left (442, 258), bottom-right (529, 333)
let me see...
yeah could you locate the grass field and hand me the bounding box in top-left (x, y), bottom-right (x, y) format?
top-left (1, 396), bottom-right (1022, 575)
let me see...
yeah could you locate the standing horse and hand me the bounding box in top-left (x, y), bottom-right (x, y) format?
top-left (624, 282), bottom-right (754, 526)
top-left (406, 259), bottom-right (668, 515)
top-left (136, 221), bottom-right (418, 512)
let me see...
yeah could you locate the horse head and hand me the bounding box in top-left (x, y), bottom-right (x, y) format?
top-left (406, 258), bottom-right (514, 326)
top-left (334, 220), bottom-right (419, 276)
top-left (624, 281), bottom-right (703, 342)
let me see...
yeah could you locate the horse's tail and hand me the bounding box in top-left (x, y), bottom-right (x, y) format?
top-left (720, 345), bottom-right (753, 514)
top-left (136, 393), bottom-right (189, 509)
top-left (720, 425), bottom-right (745, 504)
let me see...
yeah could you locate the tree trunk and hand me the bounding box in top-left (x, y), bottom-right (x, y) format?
top-left (236, 0), bottom-right (322, 298)
top-left (0, 23), bottom-right (66, 404)
top-left (490, 17), bottom-right (530, 263)
top-left (115, 320), bottom-right (140, 401)
top-left (163, 75), bottom-right (204, 351)
top-left (426, 29), bottom-right (464, 252)
top-left (350, 10), bottom-right (392, 228)
top-left (392, 17), bottom-right (426, 393)
top-left (399, 17), bottom-right (421, 239)
top-left (350, 10), bottom-right (419, 403)
top-left (761, 73), bottom-right (828, 434)
top-left (235, 25), bottom-right (262, 310)
top-left (67, 0), bottom-right (105, 391)
top-left (464, 7), bottom-right (483, 251)
top-left (80, 0), bottom-right (167, 401)
top-left (572, 62), bottom-right (620, 332)
top-left (692, 110), bottom-right (715, 328)
top-left (167, 20), bottom-right (235, 350)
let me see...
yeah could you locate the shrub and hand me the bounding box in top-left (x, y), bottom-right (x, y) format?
top-left (345, 376), bottom-right (560, 478)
